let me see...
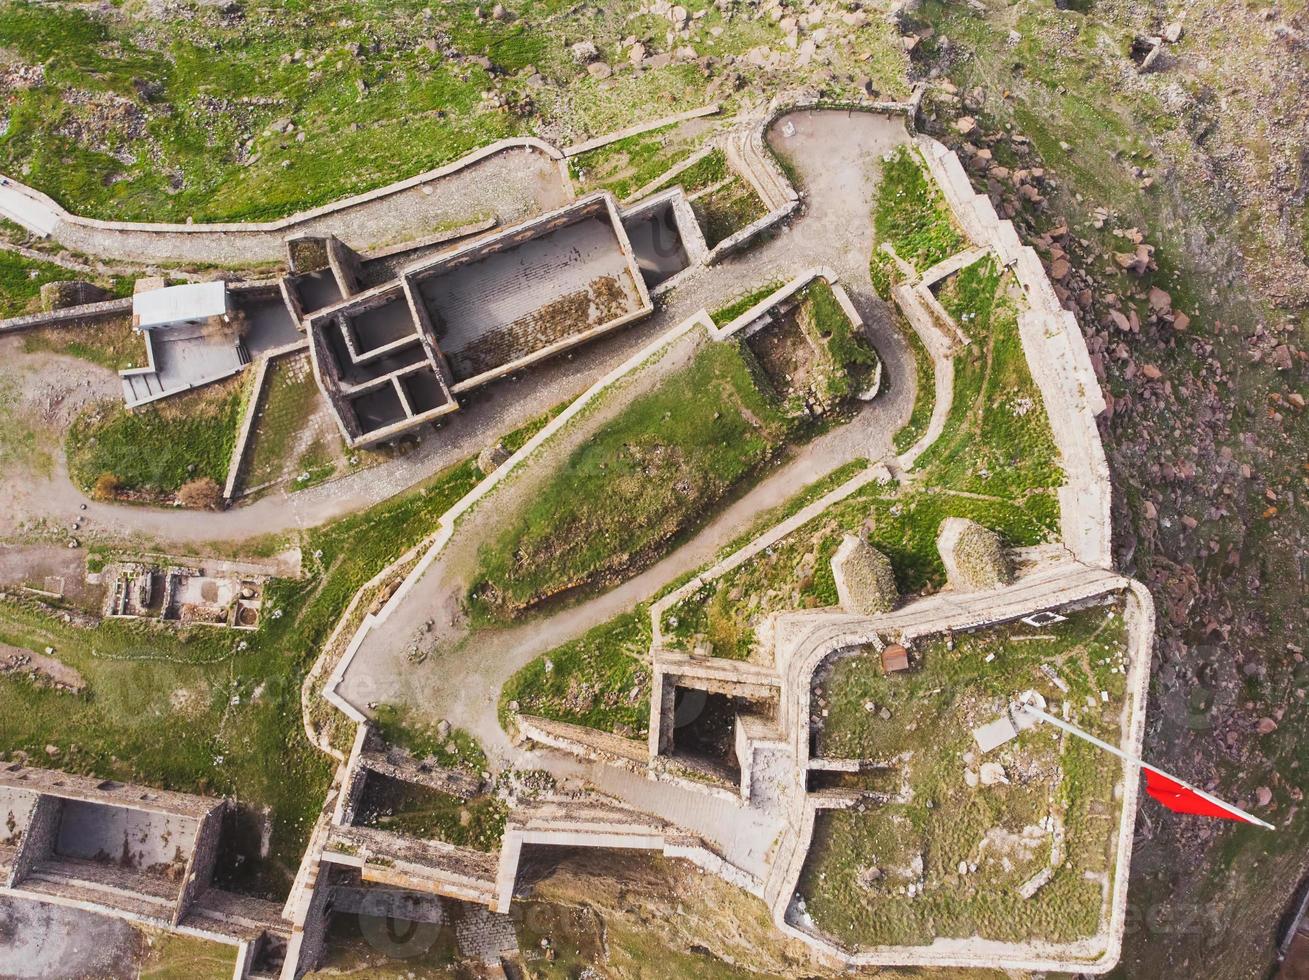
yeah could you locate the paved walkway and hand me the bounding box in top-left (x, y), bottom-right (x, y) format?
top-left (5, 111), bottom-right (912, 553)
top-left (0, 310), bottom-right (687, 543)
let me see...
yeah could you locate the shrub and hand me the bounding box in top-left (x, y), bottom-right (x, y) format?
top-left (91, 472), bottom-right (121, 501)
top-left (178, 477), bottom-right (223, 510)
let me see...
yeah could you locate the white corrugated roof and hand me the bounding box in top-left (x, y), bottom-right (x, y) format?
top-left (133, 281), bottom-right (228, 329)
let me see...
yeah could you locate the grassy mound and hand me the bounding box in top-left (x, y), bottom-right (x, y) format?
top-left (472, 339), bottom-right (794, 618)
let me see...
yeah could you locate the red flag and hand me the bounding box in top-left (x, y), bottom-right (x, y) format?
top-left (1144, 768), bottom-right (1259, 824)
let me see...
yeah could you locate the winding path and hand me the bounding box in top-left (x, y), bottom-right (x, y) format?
top-left (335, 109), bottom-right (917, 761)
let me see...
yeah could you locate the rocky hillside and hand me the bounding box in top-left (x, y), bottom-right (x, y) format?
top-left (901, 0), bottom-right (1308, 975)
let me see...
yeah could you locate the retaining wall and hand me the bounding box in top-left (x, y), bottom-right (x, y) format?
top-left (562, 103), bottom-right (721, 158)
top-left (915, 137), bottom-right (1112, 567)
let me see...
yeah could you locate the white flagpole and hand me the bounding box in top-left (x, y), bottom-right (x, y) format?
top-left (1012, 700), bottom-right (1276, 831)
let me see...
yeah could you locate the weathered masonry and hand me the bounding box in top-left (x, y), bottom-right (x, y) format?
top-left (307, 192), bottom-right (654, 448)
top-left (0, 763), bottom-right (290, 979)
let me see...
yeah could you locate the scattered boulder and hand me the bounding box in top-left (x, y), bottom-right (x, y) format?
top-left (936, 518), bottom-right (1014, 592)
top-left (477, 441), bottom-right (511, 475)
top-left (570, 40), bottom-right (599, 64)
top-left (979, 762), bottom-right (1008, 786)
top-left (830, 534), bottom-right (899, 615)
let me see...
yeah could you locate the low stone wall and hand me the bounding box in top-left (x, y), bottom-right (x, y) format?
top-left (760, 565), bottom-right (1154, 973)
top-left (709, 266), bottom-right (845, 340)
top-left (222, 354), bottom-right (274, 502)
top-left (561, 103), bottom-right (721, 158)
top-left (516, 715), bottom-right (648, 766)
top-left (318, 311), bottom-right (711, 720)
top-left (174, 802), bottom-right (225, 925)
top-left (2, 137), bottom-right (565, 238)
top-left (704, 199), bottom-right (798, 266)
top-left (0, 295), bottom-right (132, 333)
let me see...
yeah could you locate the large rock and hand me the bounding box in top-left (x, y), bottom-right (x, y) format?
top-left (936, 518), bottom-right (1013, 592)
top-left (477, 441), bottom-right (511, 475)
top-left (570, 40), bottom-right (599, 63)
top-left (40, 280), bottom-right (111, 312)
top-left (830, 534), bottom-right (898, 615)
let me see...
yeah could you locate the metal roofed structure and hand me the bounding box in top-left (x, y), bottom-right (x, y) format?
top-left (132, 280), bottom-right (230, 330)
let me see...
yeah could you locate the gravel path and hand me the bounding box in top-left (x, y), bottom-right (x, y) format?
top-left (0, 895), bottom-right (141, 978)
top-left (0, 144), bottom-right (570, 266)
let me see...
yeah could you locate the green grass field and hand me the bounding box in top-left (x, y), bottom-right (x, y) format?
top-left (710, 279), bottom-right (785, 326)
top-left (360, 780), bottom-right (508, 852)
top-left (243, 355), bottom-right (323, 489)
top-left (20, 314), bottom-right (147, 371)
top-left (66, 379), bottom-right (248, 498)
top-left (662, 256), bottom-right (1062, 659)
top-left (914, 256), bottom-right (1062, 498)
top-left (653, 148), bottom-right (729, 196)
top-left (471, 338), bottom-right (796, 619)
top-left (570, 125), bottom-right (713, 200)
top-left (799, 602), bottom-right (1128, 947)
top-left (692, 176), bottom-right (769, 247)
top-left (0, 0), bottom-right (907, 227)
top-left (372, 702), bottom-right (487, 773)
top-left (0, 248), bottom-right (83, 318)
top-left (500, 610), bottom-right (652, 737)
top-left (135, 929), bottom-right (239, 980)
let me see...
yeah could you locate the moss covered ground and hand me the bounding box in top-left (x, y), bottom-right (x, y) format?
top-left (359, 778), bottom-right (508, 852)
top-left (19, 314), bottom-right (146, 371)
top-left (798, 600), bottom-right (1129, 947)
top-left (243, 355), bottom-right (323, 490)
top-left (872, 144), bottom-right (965, 270)
top-left (663, 256), bottom-right (1062, 660)
top-left (371, 702), bottom-right (488, 774)
top-left (693, 177), bottom-right (769, 247)
top-left (570, 124), bottom-right (717, 201)
top-left (500, 609), bottom-right (652, 739)
top-left (66, 376), bottom-right (249, 499)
